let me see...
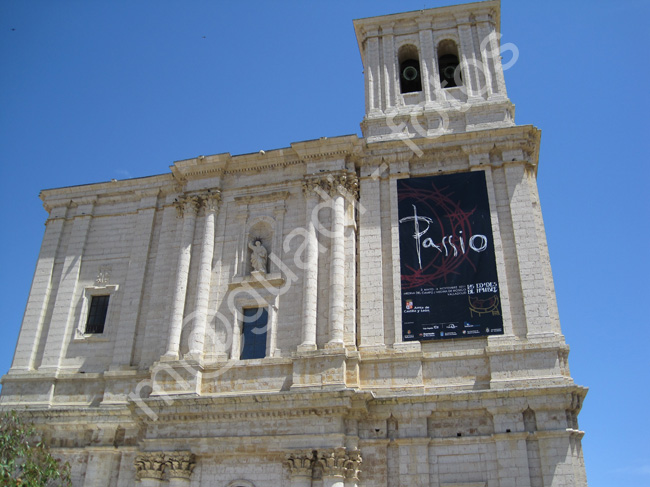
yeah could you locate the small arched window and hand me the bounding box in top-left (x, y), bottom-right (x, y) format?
top-left (437, 39), bottom-right (462, 88)
top-left (398, 45), bottom-right (422, 94)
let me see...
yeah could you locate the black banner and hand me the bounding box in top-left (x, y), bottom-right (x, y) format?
top-left (397, 172), bottom-right (503, 341)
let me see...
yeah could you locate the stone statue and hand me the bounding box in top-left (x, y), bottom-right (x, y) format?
top-left (249, 240), bottom-right (268, 274)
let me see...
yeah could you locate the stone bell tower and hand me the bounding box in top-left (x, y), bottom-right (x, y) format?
top-left (354, 0), bottom-right (515, 141)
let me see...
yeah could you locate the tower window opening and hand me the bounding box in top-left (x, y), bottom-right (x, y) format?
top-left (398, 45), bottom-right (422, 94)
top-left (85, 295), bottom-right (109, 334)
top-left (437, 40), bottom-right (462, 88)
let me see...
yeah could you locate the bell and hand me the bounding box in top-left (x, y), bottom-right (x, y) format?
top-left (403, 65), bottom-right (419, 81)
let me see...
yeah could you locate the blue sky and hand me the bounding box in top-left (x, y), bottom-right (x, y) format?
top-left (0, 1), bottom-right (648, 485)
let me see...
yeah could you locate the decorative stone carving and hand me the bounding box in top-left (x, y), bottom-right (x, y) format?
top-left (284, 450), bottom-right (316, 477)
top-left (165, 452), bottom-right (196, 479)
top-left (343, 449), bottom-right (362, 481)
top-left (134, 452), bottom-right (166, 480)
top-left (317, 448), bottom-right (346, 478)
top-left (302, 173), bottom-right (359, 201)
top-left (135, 452), bottom-right (196, 481)
top-left (328, 173), bottom-right (359, 200)
top-left (95, 265), bottom-right (111, 286)
top-left (302, 177), bottom-right (329, 198)
top-left (174, 194), bottom-right (201, 218)
top-left (202, 191), bottom-right (221, 212)
top-left (315, 447), bottom-right (362, 479)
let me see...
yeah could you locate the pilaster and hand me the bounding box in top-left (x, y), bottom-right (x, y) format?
top-left (358, 163), bottom-right (385, 350)
top-left (40, 197), bottom-right (96, 371)
top-left (10, 204), bottom-right (67, 371)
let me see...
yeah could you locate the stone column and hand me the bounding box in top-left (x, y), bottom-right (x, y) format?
top-left (187, 192), bottom-right (220, 358)
top-left (134, 452), bottom-right (166, 487)
top-left (163, 195), bottom-right (200, 360)
top-left (299, 180), bottom-right (321, 352)
top-left (327, 175), bottom-right (349, 349)
top-left (284, 451), bottom-right (315, 487)
top-left (40, 197), bottom-right (96, 371)
top-left (166, 452), bottom-right (196, 487)
top-left (418, 22), bottom-right (434, 105)
top-left (10, 204), bottom-right (67, 371)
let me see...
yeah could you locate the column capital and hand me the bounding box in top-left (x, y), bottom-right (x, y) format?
top-left (328, 173), bottom-right (359, 200)
top-left (284, 450), bottom-right (316, 478)
top-left (201, 191), bottom-right (222, 212)
top-left (134, 452), bottom-right (166, 480)
top-left (165, 451), bottom-right (196, 480)
top-left (317, 447), bottom-right (362, 479)
top-left (302, 177), bottom-right (328, 199)
top-left (174, 194), bottom-right (201, 218)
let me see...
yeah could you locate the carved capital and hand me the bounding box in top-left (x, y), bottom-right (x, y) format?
top-left (343, 449), bottom-right (362, 480)
top-left (302, 177), bottom-right (328, 199)
top-left (202, 191), bottom-right (221, 212)
top-left (284, 450), bottom-right (316, 478)
top-left (165, 452), bottom-right (196, 480)
top-left (329, 173), bottom-right (359, 199)
top-left (134, 452), bottom-right (166, 480)
top-left (174, 195), bottom-right (201, 218)
top-left (317, 447), bottom-right (348, 478)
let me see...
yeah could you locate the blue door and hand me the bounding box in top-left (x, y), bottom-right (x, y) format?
top-left (240, 307), bottom-right (268, 359)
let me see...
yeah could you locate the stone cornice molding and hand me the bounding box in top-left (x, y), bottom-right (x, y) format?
top-left (40, 174), bottom-right (173, 209)
top-left (291, 135), bottom-right (359, 161)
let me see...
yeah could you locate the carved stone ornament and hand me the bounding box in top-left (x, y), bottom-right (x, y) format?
top-left (302, 173), bottom-right (359, 200)
top-left (317, 447), bottom-right (349, 478)
top-left (284, 450), bottom-right (316, 478)
top-left (174, 194), bottom-right (202, 218)
top-left (95, 266), bottom-right (111, 286)
top-left (134, 452), bottom-right (166, 480)
top-left (134, 451), bottom-right (195, 481)
top-left (328, 173), bottom-right (359, 199)
top-left (343, 448), bottom-right (362, 480)
top-left (165, 452), bottom-right (196, 479)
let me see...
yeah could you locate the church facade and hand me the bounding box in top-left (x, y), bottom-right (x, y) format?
top-left (1, 2), bottom-right (588, 486)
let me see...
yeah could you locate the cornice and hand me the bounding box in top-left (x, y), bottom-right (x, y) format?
top-left (171, 135), bottom-right (361, 182)
top-left (40, 174), bottom-right (175, 212)
top-left (354, 0), bottom-right (500, 58)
